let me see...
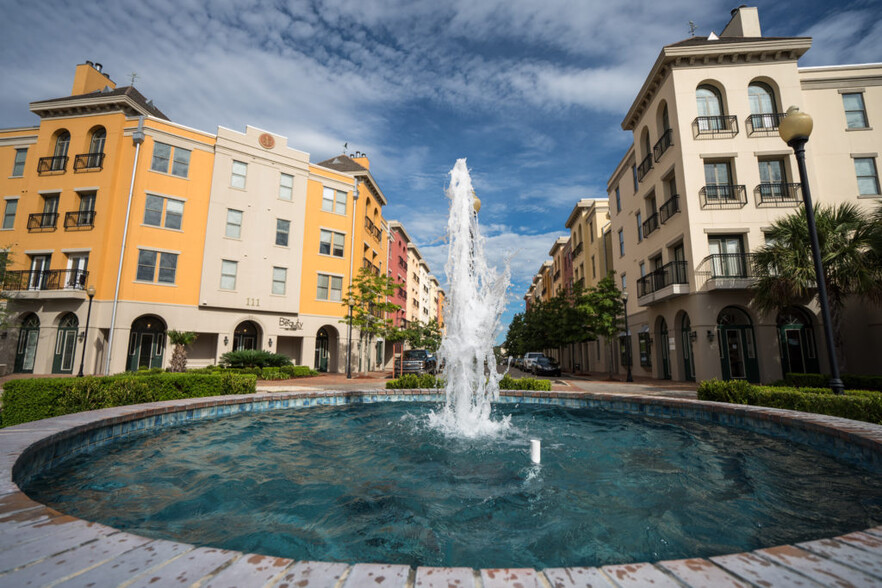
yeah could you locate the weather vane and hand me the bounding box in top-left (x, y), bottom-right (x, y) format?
top-left (689, 21), bottom-right (697, 37)
top-left (129, 72), bottom-right (140, 85)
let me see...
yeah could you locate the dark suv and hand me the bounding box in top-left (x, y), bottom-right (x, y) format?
top-left (395, 349), bottom-right (437, 375)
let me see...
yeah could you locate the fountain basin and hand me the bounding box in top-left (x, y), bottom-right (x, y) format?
top-left (3, 390), bottom-right (882, 587)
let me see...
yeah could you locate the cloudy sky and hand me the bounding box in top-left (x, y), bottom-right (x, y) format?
top-left (2, 0), bottom-right (879, 340)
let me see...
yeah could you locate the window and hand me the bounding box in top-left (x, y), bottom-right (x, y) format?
top-left (317, 273), bottom-right (343, 301)
top-left (2, 199), bottom-right (17, 229)
top-left (632, 165), bottom-right (638, 191)
top-left (137, 250), bottom-right (177, 284)
top-left (54, 132), bottom-right (70, 158)
top-left (748, 83), bottom-right (776, 115)
top-left (220, 260), bottom-right (237, 290)
top-left (636, 212), bottom-right (643, 242)
top-left (279, 173), bottom-right (293, 200)
top-left (319, 229), bottom-right (345, 257)
top-left (89, 128), bottom-right (106, 154)
top-left (589, 221), bottom-right (594, 242)
top-left (843, 93), bottom-right (869, 129)
top-left (225, 209), bottom-right (243, 238)
top-left (855, 157), bottom-right (880, 195)
top-left (231, 160), bottom-right (247, 188)
top-left (621, 273), bottom-right (626, 291)
top-left (143, 194), bottom-right (184, 229)
top-left (12, 148), bottom-right (26, 176)
top-left (322, 187), bottom-right (347, 214)
top-left (615, 186), bottom-right (621, 212)
top-left (591, 255), bottom-right (596, 278)
top-left (151, 142), bottom-right (190, 178)
top-left (696, 85), bottom-right (723, 116)
top-left (704, 161), bottom-right (734, 200)
top-left (618, 229), bottom-right (625, 256)
top-left (638, 332), bottom-right (652, 367)
top-left (272, 267), bottom-right (287, 295)
top-left (275, 219), bottom-right (291, 246)
top-left (639, 262), bottom-right (646, 277)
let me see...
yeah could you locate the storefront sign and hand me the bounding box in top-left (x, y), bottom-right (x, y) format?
top-left (279, 317), bottom-right (303, 331)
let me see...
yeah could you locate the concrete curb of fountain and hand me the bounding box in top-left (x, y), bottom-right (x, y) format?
top-left (2, 389), bottom-right (882, 587)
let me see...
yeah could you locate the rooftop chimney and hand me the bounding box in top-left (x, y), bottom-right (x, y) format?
top-left (71, 61), bottom-right (116, 96)
top-left (721, 5), bottom-right (761, 38)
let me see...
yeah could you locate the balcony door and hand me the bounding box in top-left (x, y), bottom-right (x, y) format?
top-left (708, 235), bottom-right (744, 277)
top-left (704, 161), bottom-right (733, 202)
top-left (759, 160), bottom-right (787, 199)
top-left (696, 85), bottom-right (723, 130)
top-left (67, 254), bottom-right (88, 289)
top-left (29, 255), bottom-right (50, 290)
top-left (749, 83), bottom-right (777, 129)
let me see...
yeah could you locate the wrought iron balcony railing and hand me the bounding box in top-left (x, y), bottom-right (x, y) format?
top-left (398, 256), bottom-right (407, 269)
top-left (642, 212), bottom-right (659, 237)
top-left (692, 115), bottom-right (738, 138)
top-left (658, 195), bottom-right (680, 224)
top-left (553, 270), bottom-right (561, 282)
top-left (362, 258), bottom-right (380, 275)
top-left (636, 153), bottom-right (653, 182)
top-left (27, 212), bottom-right (59, 231)
top-left (364, 217), bottom-right (382, 242)
top-left (755, 182), bottom-right (802, 207)
top-left (653, 128), bottom-right (674, 162)
top-left (3, 269), bottom-right (88, 292)
top-left (637, 261), bottom-right (688, 298)
top-left (73, 152), bottom-right (105, 171)
top-left (746, 113), bottom-right (786, 136)
top-left (572, 241), bottom-right (584, 258)
top-left (700, 184), bottom-right (747, 209)
top-left (37, 156), bottom-right (68, 173)
top-left (699, 253), bottom-right (756, 279)
top-left (64, 210), bottom-right (96, 229)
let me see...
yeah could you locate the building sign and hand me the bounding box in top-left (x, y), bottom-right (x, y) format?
top-left (259, 133), bottom-right (275, 149)
top-left (279, 317), bottom-right (303, 331)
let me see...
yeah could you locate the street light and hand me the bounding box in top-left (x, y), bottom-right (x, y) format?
top-left (77, 285), bottom-right (96, 377)
top-left (346, 296), bottom-right (356, 379)
top-left (779, 106), bottom-right (844, 395)
top-left (622, 290), bottom-right (633, 382)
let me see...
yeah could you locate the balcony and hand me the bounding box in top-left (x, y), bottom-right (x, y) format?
top-left (696, 253), bottom-right (757, 291)
top-left (64, 210), bottom-right (96, 230)
top-left (642, 212), bottom-right (659, 237)
top-left (653, 128), bottom-right (674, 162)
top-left (700, 185), bottom-right (747, 209)
top-left (636, 261), bottom-right (689, 305)
top-left (636, 153), bottom-right (653, 182)
top-left (364, 217), bottom-right (382, 242)
top-left (27, 212), bottom-right (59, 232)
top-left (73, 152), bottom-right (105, 171)
top-left (755, 183), bottom-right (802, 207)
top-left (362, 258), bottom-right (380, 276)
top-left (746, 113), bottom-right (786, 137)
top-left (692, 115), bottom-right (738, 138)
top-left (572, 241), bottom-right (584, 258)
top-left (658, 195), bottom-right (680, 223)
top-left (2, 269), bottom-right (89, 298)
top-left (553, 270), bottom-right (561, 282)
top-left (37, 156), bottom-right (68, 174)
top-left (398, 256), bottom-right (407, 270)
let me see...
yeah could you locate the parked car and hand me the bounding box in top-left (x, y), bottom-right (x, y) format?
top-left (395, 349), bottom-right (437, 375)
top-left (532, 356), bottom-right (561, 377)
top-left (522, 352), bottom-right (545, 371)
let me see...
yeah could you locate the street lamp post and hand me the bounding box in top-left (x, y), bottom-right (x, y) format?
top-left (346, 297), bottom-right (355, 379)
top-left (622, 290), bottom-right (633, 382)
top-left (77, 285), bottom-right (96, 377)
top-left (779, 106), bottom-right (844, 395)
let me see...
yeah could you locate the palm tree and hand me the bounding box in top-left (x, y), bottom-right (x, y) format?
top-left (751, 203), bottom-right (880, 372)
top-left (167, 330), bottom-right (198, 372)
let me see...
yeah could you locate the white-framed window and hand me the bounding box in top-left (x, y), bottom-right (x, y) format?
top-left (272, 267), bottom-right (287, 295)
top-left (2, 198), bottom-right (17, 230)
top-left (225, 209), bottom-right (243, 239)
top-left (231, 160), bottom-right (247, 189)
top-left (136, 249), bottom-right (178, 284)
top-left (322, 187), bottom-right (347, 215)
top-left (316, 273), bottom-right (343, 301)
top-left (843, 93), bottom-right (869, 129)
top-left (66, 253), bottom-right (89, 288)
top-left (279, 173), bottom-right (293, 200)
top-left (855, 157), bottom-right (880, 195)
top-left (639, 262), bottom-right (646, 277)
top-left (143, 194), bottom-right (184, 230)
top-left (276, 219), bottom-right (290, 247)
top-left (319, 229), bottom-right (345, 257)
top-left (150, 142), bottom-right (190, 178)
top-left (11, 148), bottom-right (27, 177)
top-left (220, 259), bottom-right (237, 290)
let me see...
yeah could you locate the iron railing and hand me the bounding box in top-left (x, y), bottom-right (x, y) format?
top-left (2, 269), bottom-right (88, 292)
top-left (362, 258), bottom-right (380, 275)
top-left (636, 153), bottom-right (653, 182)
top-left (746, 113), bottom-right (786, 136)
top-left (64, 210), bottom-right (96, 229)
top-left (27, 212), bottom-right (58, 231)
top-left (553, 270), bottom-right (561, 282)
top-left (398, 256), bottom-right (407, 269)
top-left (572, 241), bottom-right (583, 257)
top-left (37, 156), bottom-right (68, 173)
top-left (637, 261), bottom-right (688, 298)
top-left (692, 115), bottom-right (738, 137)
top-left (364, 217), bottom-right (382, 242)
top-left (700, 253), bottom-right (756, 279)
top-left (642, 212), bottom-right (659, 237)
top-left (755, 182), bottom-right (802, 207)
top-left (658, 195), bottom-right (680, 224)
top-left (73, 152), bottom-right (105, 171)
top-left (700, 184), bottom-right (747, 209)
top-left (653, 128), bottom-right (674, 162)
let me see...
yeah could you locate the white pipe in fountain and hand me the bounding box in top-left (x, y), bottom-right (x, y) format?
top-left (530, 439), bottom-right (541, 464)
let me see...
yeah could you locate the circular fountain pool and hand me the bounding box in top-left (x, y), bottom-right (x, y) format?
top-left (19, 397), bottom-right (882, 570)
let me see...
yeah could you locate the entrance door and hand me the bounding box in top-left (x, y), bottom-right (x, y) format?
top-left (777, 308), bottom-right (820, 376)
top-left (717, 307), bottom-right (760, 382)
top-left (315, 329), bottom-right (329, 372)
top-left (681, 315), bottom-right (696, 382)
top-left (127, 316), bottom-right (166, 371)
top-left (234, 321), bottom-right (259, 351)
top-left (52, 314), bottom-right (79, 374)
top-left (14, 315), bottom-right (40, 373)
top-left (658, 319), bottom-right (671, 380)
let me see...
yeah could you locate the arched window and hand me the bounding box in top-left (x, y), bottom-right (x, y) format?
top-left (748, 82), bottom-right (776, 115)
top-left (661, 104), bottom-right (670, 132)
top-left (49, 131), bottom-right (70, 171)
top-left (641, 130), bottom-right (652, 161)
top-left (696, 85), bottom-right (723, 117)
top-left (89, 128), bottom-right (106, 154)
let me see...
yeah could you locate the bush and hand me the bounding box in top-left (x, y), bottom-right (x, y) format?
top-left (220, 350), bottom-right (292, 368)
top-left (777, 373), bottom-right (882, 392)
top-left (386, 374), bottom-right (444, 389)
top-left (187, 365), bottom-right (317, 379)
top-left (697, 378), bottom-right (882, 424)
top-left (0, 373), bottom-right (257, 428)
top-left (499, 375), bottom-right (552, 391)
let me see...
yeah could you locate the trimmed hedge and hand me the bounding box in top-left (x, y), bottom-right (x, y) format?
top-left (499, 375), bottom-right (552, 391)
top-left (0, 373), bottom-right (257, 428)
top-left (220, 350), bottom-right (291, 368)
top-left (385, 374), bottom-right (552, 392)
top-left (778, 372), bottom-right (882, 392)
top-left (697, 378), bottom-right (882, 424)
top-left (189, 365), bottom-right (318, 379)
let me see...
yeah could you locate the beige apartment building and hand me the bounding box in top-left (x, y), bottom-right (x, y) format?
top-left (609, 6), bottom-right (882, 383)
top-left (549, 236), bottom-right (569, 296)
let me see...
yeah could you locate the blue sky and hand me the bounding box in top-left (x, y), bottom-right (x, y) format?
top-left (1, 0), bottom-right (880, 341)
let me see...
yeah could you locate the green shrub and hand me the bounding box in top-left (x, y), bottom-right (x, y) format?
top-left (778, 373), bottom-right (882, 392)
top-left (499, 375), bottom-right (552, 391)
top-left (386, 373), bottom-right (444, 389)
top-left (220, 350), bottom-right (292, 368)
top-left (187, 364), bottom-right (317, 379)
top-left (697, 378), bottom-right (882, 424)
top-left (0, 373), bottom-right (257, 428)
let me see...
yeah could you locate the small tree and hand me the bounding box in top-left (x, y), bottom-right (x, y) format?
top-left (0, 248), bottom-right (14, 329)
top-left (584, 273), bottom-right (624, 378)
top-left (341, 268), bottom-right (401, 373)
top-left (167, 330), bottom-right (197, 372)
top-left (402, 319), bottom-right (442, 352)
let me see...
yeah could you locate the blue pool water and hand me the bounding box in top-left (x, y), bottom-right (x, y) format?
top-left (23, 403), bottom-right (882, 568)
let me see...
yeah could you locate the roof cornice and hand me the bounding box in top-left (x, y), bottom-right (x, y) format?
top-left (30, 94), bottom-right (158, 120)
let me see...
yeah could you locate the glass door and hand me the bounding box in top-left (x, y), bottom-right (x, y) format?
top-left (29, 255), bottom-right (50, 290)
top-left (681, 315), bottom-right (695, 382)
top-left (315, 329), bottom-right (329, 372)
top-left (15, 315), bottom-right (40, 373)
top-left (52, 314), bottom-right (79, 374)
top-left (659, 319), bottom-right (671, 380)
top-left (708, 236), bottom-right (744, 277)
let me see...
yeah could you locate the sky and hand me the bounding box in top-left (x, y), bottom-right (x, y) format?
top-left (1, 0), bottom-right (880, 342)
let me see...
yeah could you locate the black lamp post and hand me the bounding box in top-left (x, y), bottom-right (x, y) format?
top-left (77, 285), bottom-right (96, 377)
top-left (622, 290), bottom-right (633, 382)
top-left (779, 106), bottom-right (844, 395)
top-left (346, 297), bottom-right (355, 379)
